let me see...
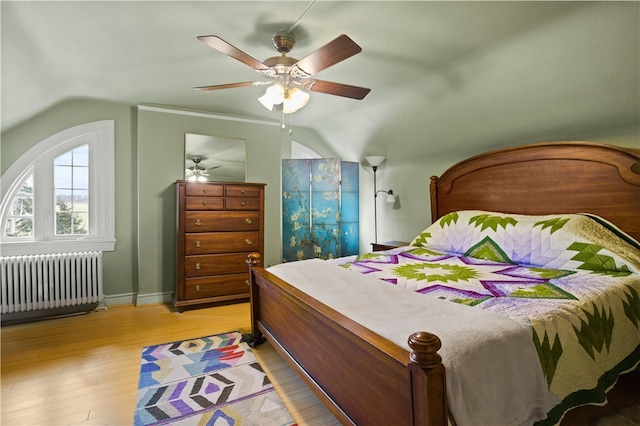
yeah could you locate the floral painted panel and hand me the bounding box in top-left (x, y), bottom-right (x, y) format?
top-left (282, 159), bottom-right (359, 262)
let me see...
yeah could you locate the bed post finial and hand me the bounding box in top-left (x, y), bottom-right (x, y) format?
top-left (430, 176), bottom-right (439, 223)
top-left (409, 331), bottom-right (442, 367)
top-left (408, 331), bottom-right (447, 425)
top-left (246, 252), bottom-right (261, 267)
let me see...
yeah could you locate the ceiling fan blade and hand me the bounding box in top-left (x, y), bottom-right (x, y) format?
top-left (304, 80), bottom-right (371, 100)
top-left (194, 81), bottom-right (263, 92)
top-left (197, 35), bottom-right (270, 71)
top-left (293, 34), bottom-right (362, 77)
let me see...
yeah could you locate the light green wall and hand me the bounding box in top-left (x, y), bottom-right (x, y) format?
top-left (5, 99), bottom-right (636, 303)
top-left (1, 100), bottom-right (297, 304)
top-left (136, 107), bottom-right (284, 301)
top-left (1, 98), bottom-right (137, 296)
top-left (375, 129), bottom-right (640, 245)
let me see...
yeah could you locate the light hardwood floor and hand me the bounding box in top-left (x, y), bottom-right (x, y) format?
top-left (2, 303), bottom-right (638, 425)
top-left (1, 303), bottom-right (339, 426)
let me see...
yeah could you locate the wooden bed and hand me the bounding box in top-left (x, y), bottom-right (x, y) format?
top-left (247, 141), bottom-right (640, 426)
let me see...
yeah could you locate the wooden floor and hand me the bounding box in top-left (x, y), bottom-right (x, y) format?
top-left (1, 303), bottom-right (638, 425)
top-left (1, 303), bottom-right (339, 426)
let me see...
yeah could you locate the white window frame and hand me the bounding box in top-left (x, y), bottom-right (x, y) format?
top-left (1, 120), bottom-right (115, 255)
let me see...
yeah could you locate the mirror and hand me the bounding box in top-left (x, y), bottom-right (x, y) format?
top-left (185, 133), bottom-right (246, 182)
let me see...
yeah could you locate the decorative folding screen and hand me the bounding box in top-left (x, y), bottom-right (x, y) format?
top-left (282, 159), bottom-right (359, 261)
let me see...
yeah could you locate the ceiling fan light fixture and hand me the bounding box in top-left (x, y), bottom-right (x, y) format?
top-left (186, 157), bottom-right (209, 182)
top-left (187, 175), bottom-right (208, 182)
top-left (258, 83), bottom-right (286, 110)
top-left (282, 87), bottom-right (310, 114)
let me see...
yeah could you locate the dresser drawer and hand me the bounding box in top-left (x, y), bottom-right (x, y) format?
top-left (185, 184), bottom-right (224, 197)
top-left (185, 212), bottom-right (259, 232)
top-left (185, 196), bottom-right (224, 211)
top-left (184, 252), bottom-right (252, 277)
top-left (185, 232), bottom-right (260, 255)
top-left (226, 198), bottom-right (260, 210)
top-left (225, 185), bottom-right (261, 198)
top-left (184, 275), bottom-right (249, 300)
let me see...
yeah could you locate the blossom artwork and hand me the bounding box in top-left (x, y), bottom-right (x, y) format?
top-left (282, 159), bottom-right (359, 262)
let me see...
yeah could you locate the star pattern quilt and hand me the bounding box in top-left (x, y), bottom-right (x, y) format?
top-left (329, 211), bottom-right (640, 424)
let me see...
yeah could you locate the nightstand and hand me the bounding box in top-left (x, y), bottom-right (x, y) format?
top-left (371, 240), bottom-right (410, 252)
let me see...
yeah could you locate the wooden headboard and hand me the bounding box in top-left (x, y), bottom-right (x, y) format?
top-left (430, 141), bottom-right (640, 242)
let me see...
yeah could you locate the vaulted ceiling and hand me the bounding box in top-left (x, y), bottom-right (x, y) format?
top-left (3, 1), bottom-right (638, 158)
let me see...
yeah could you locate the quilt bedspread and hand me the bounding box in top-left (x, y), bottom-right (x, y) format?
top-left (330, 211), bottom-right (640, 424)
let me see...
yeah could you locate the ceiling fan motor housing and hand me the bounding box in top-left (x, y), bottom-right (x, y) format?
top-left (272, 31), bottom-right (296, 53)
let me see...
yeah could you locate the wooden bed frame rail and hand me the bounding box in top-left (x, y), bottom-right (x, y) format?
top-left (247, 254), bottom-right (447, 426)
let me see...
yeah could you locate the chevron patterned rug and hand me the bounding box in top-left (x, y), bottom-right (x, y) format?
top-left (134, 331), bottom-right (296, 426)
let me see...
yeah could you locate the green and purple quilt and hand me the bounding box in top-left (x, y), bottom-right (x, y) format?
top-left (330, 211), bottom-right (640, 424)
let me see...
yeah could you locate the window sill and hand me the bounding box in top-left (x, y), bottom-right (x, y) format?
top-left (0, 239), bottom-right (116, 256)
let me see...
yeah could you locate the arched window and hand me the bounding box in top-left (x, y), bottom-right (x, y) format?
top-left (291, 140), bottom-right (321, 159)
top-left (1, 121), bottom-right (115, 255)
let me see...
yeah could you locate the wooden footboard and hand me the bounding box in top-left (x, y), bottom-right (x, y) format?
top-left (247, 254), bottom-right (447, 426)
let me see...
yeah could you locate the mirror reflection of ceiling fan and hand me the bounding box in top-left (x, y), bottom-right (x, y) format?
top-left (186, 157), bottom-right (236, 182)
top-left (194, 31), bottom-right (370, 113)
top-left (185, 157), bottom-right (221, 182)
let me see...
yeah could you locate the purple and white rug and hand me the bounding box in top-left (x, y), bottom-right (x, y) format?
top-left (134, 331), bottom-right (296, 426)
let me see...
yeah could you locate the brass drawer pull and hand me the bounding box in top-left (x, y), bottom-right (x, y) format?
top-left (241, 189), bottom-right (246, 194)
top-left (194, 240), bottom-right (201, 248)
top-left (196, 285), bottom-right (201, 292)
top-left (244, 218), bottom-right (252, 225)
top-left (202, 201), bottom-right (208, 206)
top-left (241, 201), bottom-right (246, 206)
top-left (244, 280), bottom-right (249, 286)
top-left (194, 219), bottom-right (202, 226)
top-left (194, 263), bottom-right (202, 270)
top-left (202, 188), bottom-right (207, 193)
top-left (244, 239), bottom-right (252, 245)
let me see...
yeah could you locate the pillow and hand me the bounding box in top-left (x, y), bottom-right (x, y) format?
top-left (410, 210), bottom-right (640, 274)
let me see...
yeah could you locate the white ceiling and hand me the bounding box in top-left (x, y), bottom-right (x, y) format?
top-left (2, 1), bottom-right (639, 158)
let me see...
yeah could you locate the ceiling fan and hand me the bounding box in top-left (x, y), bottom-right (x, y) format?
top-left (194, 32), bottom-right (371, 113)
top-left (186, 157), bottom-right (219, 182)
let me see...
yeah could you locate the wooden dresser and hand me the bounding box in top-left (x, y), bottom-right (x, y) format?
top-left (174, 180), bottom-right (265, 311)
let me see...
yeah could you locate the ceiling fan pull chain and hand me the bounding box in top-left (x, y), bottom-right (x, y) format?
top-left (289, 113), bottom-right (293, 136)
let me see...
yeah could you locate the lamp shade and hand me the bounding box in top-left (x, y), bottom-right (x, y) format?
top-left (365, 156), bottom-right (386, 167)
top-left (282, 87), bottom-right (310, 114)
top-left (258, 84), bottom-right (285, 111)
top-left (385, 190), bottom-right (396, 203)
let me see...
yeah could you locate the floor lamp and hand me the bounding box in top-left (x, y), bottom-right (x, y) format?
top-left (365, 156), bottom-right (396, 243)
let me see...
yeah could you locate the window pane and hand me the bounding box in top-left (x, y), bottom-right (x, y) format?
top-left (55, 190), bottom-right (73, 211)
top-left (17, 176), bottom-right (33, 196)
top-left (5, 217), bottom-right (33, 237)
top-left (74, 212), bottom-right (89, 234)
top-left (56, 212), bottom-right (72, 235)
top-left (73, 145), bottom-right (89, 167)
top-left (10, 197), bottom-right (33, 215)
top-left (53, 143), bottom-right (90, 236)
top-left (54, 165), bottom-right (73, 188)
top-left (4, 174), bottom-right (34, 238)
top-left (73, 190), bottom-right (89, 211)
top-left (73, 166), bottom-right (89, 190)
top-left (54, 150), bottom-right (73, 166)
